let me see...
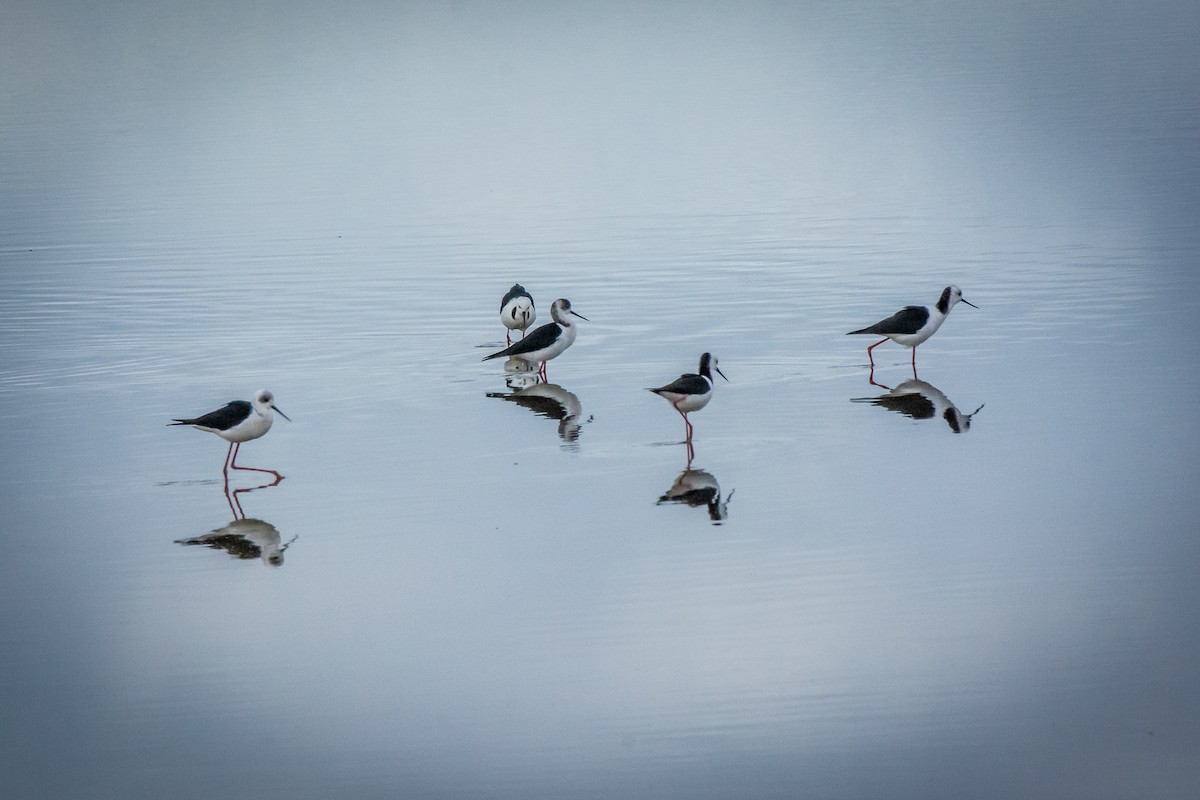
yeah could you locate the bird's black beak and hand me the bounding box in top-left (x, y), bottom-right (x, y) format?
top-left (570, 310), bottom-right (589, 321)
top-left (962, 298), bottom-right (979, 309)
top-left (273, 406), bottom-right (291, 421)
top-left (715, 366), bottom-right (729, 382)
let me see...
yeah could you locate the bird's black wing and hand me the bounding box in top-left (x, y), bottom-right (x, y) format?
top-left (487, 392), bottom-right (569, 421)
top-left (649, 372), bottom-right (709, 396)
top-left (483, 322), bottom-right (561, 360)
top-left (872, 392), bottom-right (936, 420)
top-left (500, 284), bottom-right (530, 310)
top-left (176, 533), bottom-right (262, 560)
top-left (170, 400), bottom-right (252, 430)
top-left (658, 487), bottom-right (719, 507)
top-left (847, 305), bottom-right (930, 336)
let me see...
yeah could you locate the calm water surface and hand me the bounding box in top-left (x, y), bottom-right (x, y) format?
top-left (3, 3), bottom-right (1199, 799)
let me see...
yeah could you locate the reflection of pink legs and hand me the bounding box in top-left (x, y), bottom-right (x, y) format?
top-left (537, 361), bottom-right (548, 381)
top-left (224, 479), bottom-right (242, 518)
top-left (224, 471), bottom-right (282, 519)
top-left (506, 332), bottom-right (512, 346)
top-left (868, 362), bottom-right (891, 390)
top-left (684, 438), bottom-right (695, 469)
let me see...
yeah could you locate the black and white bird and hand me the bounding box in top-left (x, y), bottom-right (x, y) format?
top-left (169, 389), bottom-right (290, 477)
top-left (482, 298), bottom-right (586, 380)
top-left (648, 353), bottom-right (727, 441)
top-left (500, 283), bottom-right (536, 346)
top-left (847, 285), bottom-right (977, 368)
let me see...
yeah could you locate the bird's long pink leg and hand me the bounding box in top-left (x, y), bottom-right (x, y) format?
top-left (506, 332), bottom-right (512, 346)
top-left (538, 361), bottom-right (548, 381)
top-left (866, 338), bottom-right (887, 367)
top-left (230, 444), bottom-right (283, 481)
top-left (674, 403), bottom-right (693, 441)
top-left (911, 346), bottom-right (919, 378)
top-left (223, 442), bottom-right (237, 475)
top-left (685, 438), bottom-right (695, 468)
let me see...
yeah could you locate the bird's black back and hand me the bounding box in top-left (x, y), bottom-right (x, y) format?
top-left (500, 284), bottom-right (532, 310)
top-left (482, 322), bottom-right (562, 360)
top-left (650, 372), bottom-right (709, 396)
top-left (848, 305), bottom-right (930, 336)
top-left (861, 392), bottom-right (936, 420)
top-left (658, 486), bottom-right (719, 507)
top-left (170, 400), bottom-right (252, 431)
top-left (487, 392), bottom-right (570, 421)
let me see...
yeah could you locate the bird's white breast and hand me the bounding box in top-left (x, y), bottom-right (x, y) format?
top-left (514, 323), bottom-right (576, 363)
top-left (218, 408), bottom-right (274, 443)
top-left (890, 311), bottom-right (945, 347)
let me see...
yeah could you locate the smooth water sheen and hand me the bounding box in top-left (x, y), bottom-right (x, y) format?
top-left (3, 3), bottom-right (1199, 799)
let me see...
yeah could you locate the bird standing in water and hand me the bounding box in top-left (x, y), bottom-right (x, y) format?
top-left (483, 298), bottom-right (587, 381)
top-left (648, 352), bottom-right (727, 442)
top-left (500, 284), bottom-right (536, 346)
top-left (169, 389), bottom-right (290, 478)
top-left (847, 285), bottom-right (977, 370)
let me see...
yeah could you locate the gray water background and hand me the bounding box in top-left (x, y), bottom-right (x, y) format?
top-left (2, 3), bottom-right (1199, 798)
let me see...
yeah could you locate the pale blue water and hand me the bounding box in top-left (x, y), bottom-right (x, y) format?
top-left (3, 3), bottom-right (1199, 799)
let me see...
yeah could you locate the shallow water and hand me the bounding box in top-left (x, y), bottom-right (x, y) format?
top-left (3, 4), bottom-right (1200, 799)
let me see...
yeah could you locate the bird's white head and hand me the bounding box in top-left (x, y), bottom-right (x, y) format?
top-left (551, 298), bottom-right (589, 325)
top-left (514, 299), bottom-right (534, 327)
top-left (942, 285), bottom-right (979, 313)
top-left (504, 285), bottom-right (536, 329)
top-left (945, 403), bottom-right (985, 434)
top-left (699, 352), bottom-right (729, 383)
top-left (253, 389), bottom-right (291, 421)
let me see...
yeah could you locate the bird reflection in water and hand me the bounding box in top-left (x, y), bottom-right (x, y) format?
top-left (657, 466), bottom-right (732, 523)
top-left (487, 364), bottom-right (592, 446)
top-left (853, 377), bottom-right (984, 434)
top-left (177, 517), bottom-right (294, 567)
top-left (175, 475), bottom-right (295, 567)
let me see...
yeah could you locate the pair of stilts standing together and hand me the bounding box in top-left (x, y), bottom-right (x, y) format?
top-left (487, 284), bottom-right (729, 448)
